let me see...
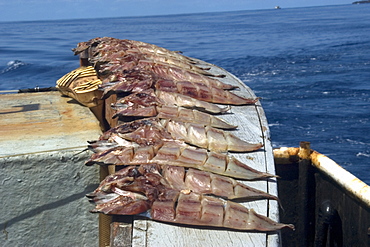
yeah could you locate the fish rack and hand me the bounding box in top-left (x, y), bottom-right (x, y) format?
top-left (92, 58), bottom-right (282, 246)
top-left (60, 38), bottom-right (289, 246)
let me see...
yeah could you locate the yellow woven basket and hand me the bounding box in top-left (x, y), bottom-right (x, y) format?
top-left (56, 66), bottom-right (103, 108)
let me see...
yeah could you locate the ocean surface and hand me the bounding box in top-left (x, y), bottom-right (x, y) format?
top-left (1, 4), bottom-right (369, 184)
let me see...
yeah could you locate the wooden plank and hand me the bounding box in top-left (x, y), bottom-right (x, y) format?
top-left (129, 61), bottom-right (281, 246)
top-left (0, 91), bottom-right (102, 157)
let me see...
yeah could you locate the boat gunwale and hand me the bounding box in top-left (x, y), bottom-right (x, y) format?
top-left (273, 146), bottom-right (370, 208)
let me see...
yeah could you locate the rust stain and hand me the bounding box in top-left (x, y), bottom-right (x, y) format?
top-left (60, 107), bottom-right (74, 119)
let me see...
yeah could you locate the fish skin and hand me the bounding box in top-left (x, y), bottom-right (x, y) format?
top-left (89, 164), bottom-right (278, 203)
top-left (88, 164), bottom-right (293, 232)
top-left (86, 138), bottom-right (273, 180)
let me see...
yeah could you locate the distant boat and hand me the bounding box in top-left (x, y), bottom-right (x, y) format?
top-left (275, 6), bottom-right (281, 9)
top-left (353, 0), bottom-right (370, 3)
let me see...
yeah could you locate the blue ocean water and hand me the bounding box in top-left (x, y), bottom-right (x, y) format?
top-left (1, 4), bottom-right (369, 184)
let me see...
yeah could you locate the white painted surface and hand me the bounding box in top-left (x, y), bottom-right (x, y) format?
top-left (311, 151), bottom-right (370, 208)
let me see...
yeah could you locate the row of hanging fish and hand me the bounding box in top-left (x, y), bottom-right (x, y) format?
top-left (57, 37), bottom-right (294, 232)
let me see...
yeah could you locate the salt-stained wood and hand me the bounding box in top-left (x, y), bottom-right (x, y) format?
top-left (0, 91), bottom-right (102, 157)
top-left (130, 60), bottom-right (281, 246)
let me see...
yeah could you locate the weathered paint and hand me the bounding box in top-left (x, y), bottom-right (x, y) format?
top-left (311, 150), bottom-right (370, 207)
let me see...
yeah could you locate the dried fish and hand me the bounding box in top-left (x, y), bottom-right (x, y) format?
top-left (73, 37), bottom-right (196, 65)
top-left (154, 78), bottom-right (258, 105)
top-left (156, 90), bottom-right (230, 114)
top-left (86, 141), bottom-right (274, 180)
top-left (98, 67), bottom-right (257, 105)
top-left (87, 164), bottom-right (294, 232)
top-left (91, 164), bottom-right (277, 201)
top-left (73, 37), bottom-right (225, 78)
top-left (160, 119), bottom-right (262, 152)
top-left (113, 91), bottom-right (236, 129)
top-left (112, 88), bottom-right (230, 115)
top-left (97, 118), bottom-right (262, 152)
top-left (68, 38), bottom-right (289, 234)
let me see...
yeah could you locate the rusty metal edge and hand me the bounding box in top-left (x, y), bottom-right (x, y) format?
top-left (273, 145), bottom-right (370, 208)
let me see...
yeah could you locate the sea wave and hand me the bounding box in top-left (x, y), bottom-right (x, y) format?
top-left (268, 123), bottom-right (283, 127)
top-left (346, 139), bottom-right (370, 146)
top-left (357, 152), bottom-right (370, 157)
top-left (1, 60), bottom-right (28, 74)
